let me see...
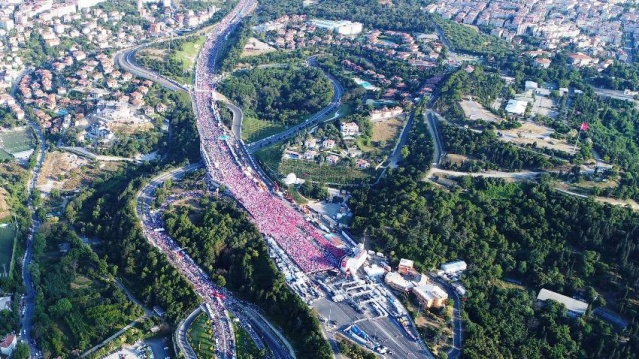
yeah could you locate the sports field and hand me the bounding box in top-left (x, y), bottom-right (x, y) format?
top-left (0, 224), bottom-right (16, 276)
top-left (0, 128), bottom-right (35, 154)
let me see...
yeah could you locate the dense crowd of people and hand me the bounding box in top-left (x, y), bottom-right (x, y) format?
top-left (142, 191), bottom-right (237, 359)
top-left (192, 0), bottom-right (347, 274)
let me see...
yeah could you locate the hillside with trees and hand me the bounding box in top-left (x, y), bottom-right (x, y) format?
top-left (31, 223), bottom-right (143, 357)
top-left (349, 107), bottom-right (639, 358)
top-left (163, 198), bottom-right (332, 359)
top-left (219, 66), bottom-right (334, 126)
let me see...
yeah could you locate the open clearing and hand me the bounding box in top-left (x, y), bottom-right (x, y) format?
top-left (37, 151), bottom-right (122, 193)
top-left (497, 121), bottom-right (573, 153)
top-left (459, 100), bottom-right (500, 122)
top-left (109, 122), bottom-right (154, 136)
top-left (372, 117), bottom-right (403, 144)
top-left (0, 224), bottom-right (16, 276)
top-left (173, 36), bottom-right (205, 71)
top-left (241, 37), bottom-right (276, 57)
top-left (443, 154), bottom-right (471, 166)
top-left (37, 151), bottom-right (89, 193)
top-left (139, 48), bottom-right (166, 61)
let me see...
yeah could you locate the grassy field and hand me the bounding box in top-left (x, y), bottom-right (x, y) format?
top-left (255, 144), bottom-right (374, 185)
top-left (233, 319), bottom-right (265, 359)
top-left (0, 128), bottom-right (35, 154)
top-left (242, 117), bottom-right (287, 143)
top-left (279, 159), bottom-right (372, 185)
top-left (0, 224), bottom-right (16, 276)
top-left (188, 313), bottom-right (215, 358)
top-left (172, 36), bottom-right (205, 72)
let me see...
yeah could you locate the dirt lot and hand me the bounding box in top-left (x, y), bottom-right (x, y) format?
top-left (37, 151), bottom-right (122, 193)
top-left (459, 100), bottom-right (501, 122)
top-left (139, 48), bottom-right (166, 61)
top-left (241, 37), bottom-right (276, 57)
top-left (372, 117), bottom-right (403, 144)
top-left (0, 187), bottom-right (9, 220)
top-left (443, 154), bottom-right (470, 165)
top-left (109, 122), bottom-right (154, 136)
top-left (497, 121), bottom-right (573, 153)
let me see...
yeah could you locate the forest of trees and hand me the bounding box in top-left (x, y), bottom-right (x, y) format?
top-left (348, 103), bottom-right (639, 358)
top-left (440, 123), bottom-right (562, 171)
top-left (259, 0), bottom-right (433, 33)
top-left (431, 15), bottom-right (512, 59)
top-left (31, 223), bottom-right (142, 357)
top-left (163, 198), bottom-right (332, 359)
top-left (64, 90), bottom-right (202, 326)
top-left (219, 66), bottom-right (333, 125)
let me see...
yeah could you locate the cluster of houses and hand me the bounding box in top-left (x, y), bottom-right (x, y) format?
top-left (425, 0), bottom-right (633, 64)
top-left (18, 46), bottom-right (167, 135)
top-left (365, 30), bottom-right (442, 68)
top-left (285, 129), bottom-right (371, 170)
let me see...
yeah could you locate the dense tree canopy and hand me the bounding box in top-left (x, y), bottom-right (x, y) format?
top-left (349, 109), bottom-right (639, 358)
top-left (164, 198), bottom-right (333, 359)
top-left (219, 66), bottom-right (334, 126)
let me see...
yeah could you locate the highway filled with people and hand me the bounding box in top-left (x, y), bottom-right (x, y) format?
top-left (136, 165), bottom-right (237, 359)
top-left (192, 0), bottom-right (346, 275)
top-left (136, 165), bottom-right (295, 359)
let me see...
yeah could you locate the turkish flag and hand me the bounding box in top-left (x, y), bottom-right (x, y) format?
top-left (580, 122), bottom-right (589, 131)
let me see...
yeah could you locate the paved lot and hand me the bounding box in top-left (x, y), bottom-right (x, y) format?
top-left (145, 337), bottom-right (171, 359)
top-left (459, 100), bottom-right (500, 122)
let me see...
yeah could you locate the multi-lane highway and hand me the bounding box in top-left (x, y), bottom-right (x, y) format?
top-left (246, 57), bottom-right (344, 153)
top-left (135, 163), bottom-right (295, 359)
top-left (115, 46), bottom-right (187, 92)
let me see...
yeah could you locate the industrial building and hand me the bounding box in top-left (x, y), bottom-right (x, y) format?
top-left (537, 288), bottom-right (588, 316)
top-left (384, 272), bottom-right (414, 293)
top-left (440, 260), bottom-right (467, 275)
top-left (505, 99), bottom-right (528, 115)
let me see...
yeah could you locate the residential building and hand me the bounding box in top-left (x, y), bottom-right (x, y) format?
top-left (322, 139), bottom-right (335, 149)
top-left (413, 284), bottom-right (449, 309)
top-left (340, 122), bottom-right (359, 137)
top-left (0, 334), bottom-right (16, 356)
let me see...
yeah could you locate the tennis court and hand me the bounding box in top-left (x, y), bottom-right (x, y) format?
top-left (0, 224), bottom-right (16, 276)
top-left (0, 128), bottom-right (35, 155)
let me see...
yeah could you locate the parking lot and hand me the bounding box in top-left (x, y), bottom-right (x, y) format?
top-left (312, 270), bottom-right (434, 358)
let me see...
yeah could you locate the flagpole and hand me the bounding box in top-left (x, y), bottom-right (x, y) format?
top-left (573, 127), bottom-right (582, 155)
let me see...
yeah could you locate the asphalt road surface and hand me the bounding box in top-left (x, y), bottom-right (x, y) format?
top-left (314, 298), bottom-right (434, 359)
top-left (20, 80), bottom-right (48, 358)
top-left (425, 110), bottom-right (445, 166)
